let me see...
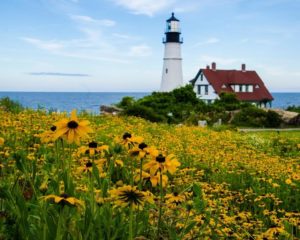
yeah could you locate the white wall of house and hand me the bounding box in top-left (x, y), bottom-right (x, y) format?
top-left (193, 72), bottom-right (218, 103)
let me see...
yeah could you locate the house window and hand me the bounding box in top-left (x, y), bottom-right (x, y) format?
top-left (246, 85), bottom-right (249, 92)
top-left (205, 85), bottom-right (209, 95)
top-left (239, 85), bottom-right (243, 92)
top-left (248, 85), bottom-right (253, 92)
top-left (200, 74), bottom-right (203, 81)
top-left (242, 85), bottom-right (246, 92)
top-left (255, 84), bottom-right (260, 89)
top-left (197, 85), bottom-right (209, 95)
top-left (165, 68), bottom-right (168, 74)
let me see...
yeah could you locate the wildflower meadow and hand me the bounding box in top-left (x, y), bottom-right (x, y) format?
top-left (0, 109), bottom-right (299, 239)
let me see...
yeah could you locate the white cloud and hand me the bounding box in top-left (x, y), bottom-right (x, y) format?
top-left (112, 0), bottom-right (176, 16)
top-left (113, 33), bottom-right (138, 40)
top-left (70, 15), bottom-right (116, 27)
top-left (129, 44), bottom-right (152, 57)
top-left (194, 37), bottom-right (220, 46)
top-left (21, 37), bottom-right (64, 51)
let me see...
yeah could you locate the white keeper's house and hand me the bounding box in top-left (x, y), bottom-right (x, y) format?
top-left (189, 62), bottom-right (274, 107)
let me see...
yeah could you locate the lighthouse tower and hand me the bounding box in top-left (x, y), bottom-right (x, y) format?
top-left (160, 13), bottom-right (183, 92)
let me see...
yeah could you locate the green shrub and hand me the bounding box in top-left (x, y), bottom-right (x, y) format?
top-left (116, 96), bottom-right (135, 109)
top-left (123, 104), bottom-right (167, 122)
top-left (0, 97), bottom-right (24, 113)
top-left (213, 92), bottom-right (241, 111)
top-left (232, 107), bottom-right (282, 127)
top-left (119, 85), bottom-right (206, 123)
top-left (265, 110), bottom-right (282, 127)
top-left (286, 105), bottom-right (300, 113)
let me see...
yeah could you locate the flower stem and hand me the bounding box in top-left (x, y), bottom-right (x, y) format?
top-left (157, 169), bottom-right (163, 238)
top-left (139, 158), bottom-right (143, 190)
top-left (129, 204), bottom-right (134, 240)
top-left (180, 210), bottom-right (191, 239)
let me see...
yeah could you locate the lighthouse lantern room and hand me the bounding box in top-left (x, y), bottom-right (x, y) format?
top-left (160, 13), bottom-right (183, 92)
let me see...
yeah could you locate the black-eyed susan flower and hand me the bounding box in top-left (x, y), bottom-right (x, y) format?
top-left (129, 143), bottom-right (159, 160)
top-left (129, 142), bottom-right (149, 159)
top-left (109, 185), bottom-right (154, 209)
top-left (149, 173), bottom-right (168, 187)
top-left (78, 141), bottom-right (109, 156)
top-left (144, 153), bottom-right (180, 176)
top-left (77, 161), bottom-right (93, 173)
top-left (165, 192), bottom-right (186, 205)
top-left (41, 193), bottom-right (84, 207)
top-left (39, 125), bottom-right (57, 143)
top-left (53, 110), bottom-right (93, 145)
top-left (121, 132), bottom-right (143, 149)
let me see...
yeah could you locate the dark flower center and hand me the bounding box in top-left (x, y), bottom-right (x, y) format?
top-left (60, 193), bottom-right (69, 199)
top-left (50, 126), bottom-right (57, 131)
top-left (119, 190), bottom-right (144, 205)
top-left (138, 142), bottom-right (147, 150)
top-left (86, 161), bottom-right (93, 168)
top-left (123, 132), bottom-right (132, 140)
top-left (174, 192), bottom-right (178, 196)
top-left (67, 120), bottom-right (79, 129)
top-left (88, 141), bottom-right (98, 148)
top-left (156, 154), bottom-right (166, 163)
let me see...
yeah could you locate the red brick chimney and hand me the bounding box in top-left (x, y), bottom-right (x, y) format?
top-left (211, 62), bottom-right (216, 71)
top-left (241, 63), bottom-right (246, 72)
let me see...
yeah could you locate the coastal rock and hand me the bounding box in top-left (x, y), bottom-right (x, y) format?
top-left (100, 105), bottom-right (123, 115)
top-left (269, 109), bottom-right (298, 123)
top-left (288, 114), bottom-right (300, 126)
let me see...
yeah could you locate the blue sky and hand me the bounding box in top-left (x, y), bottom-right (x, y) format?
top-left (0, 0), bottom-right (300, 92)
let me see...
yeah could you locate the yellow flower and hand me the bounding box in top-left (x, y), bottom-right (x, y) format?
top-left (77, 161), bottom-right (93, 173)
top-left (109, 185), bottom-right (153, 209)
top-left (53, 110), bottom-right (93, 145)
top-left (121, 132), bottom-right (143, 149)
top-left (128, 142), bottom-right (149, 159)
top-left (144, 153), bottom-right (180, 175)
top-left (165, 192), bottom-right (186, 205)
top-left (78, 141), bottom-right (109, 156)
top-left (0, 137), bottom-right (4, 146)
top-left (285, 178), bottom-right (292, 185)
top-left (149, 173), bottom-right (168, 187)
top-left (41, 193), bottom-right (84, 207)
top-left (39, 125), bottom-right (57, 143)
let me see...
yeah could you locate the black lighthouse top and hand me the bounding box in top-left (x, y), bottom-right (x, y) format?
top-left (163, 12), bottom-right (183, 43)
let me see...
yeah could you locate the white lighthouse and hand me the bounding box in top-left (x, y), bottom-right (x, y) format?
top-left (160, 12), bottom-right (183, 92)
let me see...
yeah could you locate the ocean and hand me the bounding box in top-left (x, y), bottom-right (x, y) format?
top-left (0, 92), bottom-right (299, 113)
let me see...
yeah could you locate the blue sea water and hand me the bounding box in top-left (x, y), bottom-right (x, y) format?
top-left (0, 92), bottom-right (299, 113)
top-left (0, 92), bottom-right (149, 113)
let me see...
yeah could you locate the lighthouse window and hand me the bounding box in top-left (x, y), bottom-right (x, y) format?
top-left (165, 68), bottom-right (168, 74)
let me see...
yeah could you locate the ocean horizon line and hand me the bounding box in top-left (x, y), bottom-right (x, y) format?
top-left (0, 91), bottom-right (300, 94)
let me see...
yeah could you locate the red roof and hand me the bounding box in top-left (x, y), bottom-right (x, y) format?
top-left (191, 68), bottom-right (273, 101)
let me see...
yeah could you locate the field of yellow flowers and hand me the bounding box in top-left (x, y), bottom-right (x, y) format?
top-left (0, 109), bottom-right (299, 239)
